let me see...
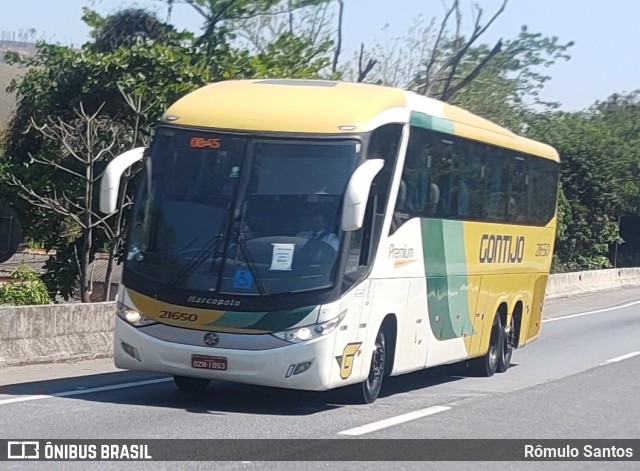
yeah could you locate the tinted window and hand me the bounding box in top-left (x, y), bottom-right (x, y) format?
top-left (343, 124), bottom-right (403, 291)
top-left (391, 127), bottom-right (559, 233)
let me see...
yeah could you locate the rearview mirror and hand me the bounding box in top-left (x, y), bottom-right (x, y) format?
top-left (341, 159), bottom-right (384, 232)
top-left (99, 147), bottom-right (146, 214)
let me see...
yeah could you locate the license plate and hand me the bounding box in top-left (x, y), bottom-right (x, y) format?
top-left (191, 355), bottom-right (227, 371)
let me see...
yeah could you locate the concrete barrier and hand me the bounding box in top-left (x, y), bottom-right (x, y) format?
top-left (545, 268), bottom-right (640, 299)
top-left (2, 268), bottom-right (640, 368)
top-left (0, 302), bottom-right (115, 368)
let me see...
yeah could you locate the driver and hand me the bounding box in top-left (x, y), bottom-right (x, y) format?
top-left (297, 212), bottom-right (339, 251)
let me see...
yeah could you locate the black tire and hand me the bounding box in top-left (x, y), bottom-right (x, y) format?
top-left (468, 313), bottom-right (503, 377)
top-left (350, 329), bottom-right (387, 404)
top-left (173, 375), bottom-right (210, 391)
top-left (497, 315), bottom-right (516, 373)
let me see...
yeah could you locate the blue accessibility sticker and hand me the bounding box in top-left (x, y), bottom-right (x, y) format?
top-left (233, 269), bottom-right (254, 289)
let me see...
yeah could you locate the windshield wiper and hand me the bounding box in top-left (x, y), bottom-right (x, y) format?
top-left (164, 233), bottom-right (225, 294)
top-left (232, 230), bottom-right (275, 312)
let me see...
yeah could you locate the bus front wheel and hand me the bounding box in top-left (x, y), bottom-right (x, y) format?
top-left (350, 329), bottom-right (387, 404)
top-left (173, 375), bottom-right (210, 391)
top-left (468, 314), bottom-right (503, 377)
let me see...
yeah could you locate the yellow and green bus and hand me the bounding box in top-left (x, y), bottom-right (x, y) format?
top-left (100, 79), bottom-right (559, 403)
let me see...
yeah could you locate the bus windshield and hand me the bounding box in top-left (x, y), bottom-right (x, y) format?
top-left (126, 127), bottom-right (358, 296)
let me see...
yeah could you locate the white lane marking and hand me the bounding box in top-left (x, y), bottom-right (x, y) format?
top-left (0, 378), bottom-right (172, 406)
top-left (337, 405), bottom-right (451, 436)
top-left (606, 352), bottom-right (640, 363)
top-left (543, 300), bottom-right (640, 323)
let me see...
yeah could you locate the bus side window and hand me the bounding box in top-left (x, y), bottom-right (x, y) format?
top-left (387, 126), bottom-right (558, 229)
top-left (458, 141), bottom-right (484, 219)
top-left (390, 126), bottom-right (439, 234)
top-left (483, 151), bottom-right (508, 222)
top-left (507, 156), bottom-right (529, 223)
top-left (368, 124), bottom-right (403, 219)
top-left (528, 158), bottom-right (559, 225)
top-left (431, 138), bottom-right (456, 217)
top-left (344, 124), bottom-right (402, 290)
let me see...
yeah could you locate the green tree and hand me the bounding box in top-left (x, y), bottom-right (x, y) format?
top-left (2, 9), bottom-right (221, 301)
top-left (527, 111), bottom-right (630, 271)
top-left (90, 8), bottom-right (177, 52)
top-left (589, 91), bottom-right (640, 214)
top-left (1, 5), bottom-right (336, 300)
top-left (347, 1), bottom-right (573, 131)
top-left (444, 26), bottom-right (573, 130)
top-left (224, 32), bottom-right (333, 79)
top-left (8, 105), bottom-right (123, 302)
top-left (167, 0), bottom-right (329, 59)
top-left (522, 91), bottom-right (640, 271)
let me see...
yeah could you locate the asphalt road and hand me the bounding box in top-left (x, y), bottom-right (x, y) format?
top-left (1, 287), bottom-right (640, 470)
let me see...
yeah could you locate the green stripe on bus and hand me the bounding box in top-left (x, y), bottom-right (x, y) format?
top-left (206, 306), bottom-right (316, 332)
top-left (422, 219), bottom-right (448, 276)
top-left (247, 306), bottom-right (317, 331)
top-left (442, 221), bottom-right (474, 337)
top-left (410, 111), bottom-right (455, 134)
top-left (422, 219), bottom-right (474, 340)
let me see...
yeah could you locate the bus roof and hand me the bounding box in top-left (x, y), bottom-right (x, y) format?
top-left (162, 79), bottom-right (559, 161)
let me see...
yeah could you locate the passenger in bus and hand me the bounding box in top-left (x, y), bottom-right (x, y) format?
top-left (391, 179), bottom-right (410, 233)
top-left (238, 221), bottom-right (254, 240)
top-left (297, 212), bottom-right (339, 250)
top-left (394, 173), bottom-right (440, 220)
top-left (456, 179), bottom-right (470, 217)
top-left (507, 195), bottom-right (526, 223)
top-left (434, 157), bottom-right (454, 216)
top-left (426, 181), bottom-right (440, 215)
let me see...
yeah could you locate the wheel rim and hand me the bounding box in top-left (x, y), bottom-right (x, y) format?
top-left (368, 334), bottom-right (385, 390)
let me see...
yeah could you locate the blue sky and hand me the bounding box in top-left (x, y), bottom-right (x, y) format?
top-left (1, 0), bottom-right (638, 111)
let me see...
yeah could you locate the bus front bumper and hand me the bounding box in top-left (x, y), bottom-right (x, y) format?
top-left (114, 317), bottom-right (337, 391)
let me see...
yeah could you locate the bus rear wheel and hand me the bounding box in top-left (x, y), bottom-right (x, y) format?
top-left (498, 315), bottom-right (516, 373)
top-left (468, 314), bottom-right (503, 377)
top-left (173, 375), bottom-right (210, 391)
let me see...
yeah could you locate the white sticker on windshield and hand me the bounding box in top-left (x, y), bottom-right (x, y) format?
top-left (270, 243), bottom-right (295, 271)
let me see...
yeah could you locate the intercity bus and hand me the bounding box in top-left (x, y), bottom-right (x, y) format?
top-left (100, 79), bottom-right (559, 403)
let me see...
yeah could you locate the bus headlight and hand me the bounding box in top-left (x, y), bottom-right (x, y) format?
top-left (272, 311), bottom-right (346, 343)
top-left (117, 303), bottom-right (157, 327)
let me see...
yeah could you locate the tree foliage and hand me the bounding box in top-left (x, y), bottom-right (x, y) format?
top-left (8, 105), bottom-right (122, 302)
top-left (1, 4), bottom-right (335, 301)
top-left (169, 0), bottom-right (330, 56)
top-left (442, 26), bottom-right (574, 129)
top-left (90, 8), bottom-right (178, 52)
top-left (0, 265), bottom-right (51, 306)
top-left (527, 92), bottom-right (640, 271)
top-left (349, 6), bottom-right (573, 130)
